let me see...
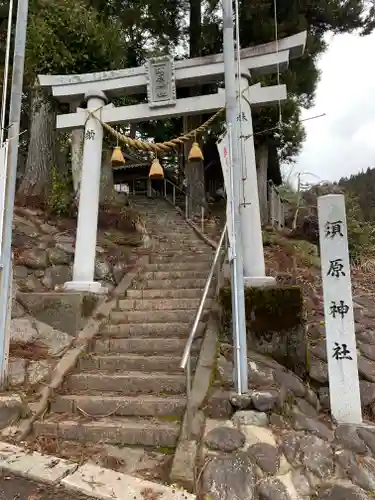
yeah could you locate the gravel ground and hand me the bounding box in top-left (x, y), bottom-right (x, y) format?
top-left (0, 473), bottom-right (95, 500)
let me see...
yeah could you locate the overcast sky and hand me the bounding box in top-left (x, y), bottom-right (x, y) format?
top-left (289, 31), bottom-right (375, 186)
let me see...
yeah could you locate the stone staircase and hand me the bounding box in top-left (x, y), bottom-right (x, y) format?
top-left (34, 197), bottom-right (214, 454)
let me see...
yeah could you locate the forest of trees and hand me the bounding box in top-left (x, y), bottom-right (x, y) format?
top-left (0, 0), bottom-right (374, 213)
top-left (339, 167), bottom-right (375, 223)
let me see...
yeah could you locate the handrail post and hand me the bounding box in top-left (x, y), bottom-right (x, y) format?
top-left (172, 185), bottom-right (176, 205)
top-left (163, 178), bottom-right (167, 198)
top-left (201, 206), bottom-right (204, 234)
top-left (186, 355), bottom-right (192, 439)
top-left (185, 195), bottom-right (188, 219)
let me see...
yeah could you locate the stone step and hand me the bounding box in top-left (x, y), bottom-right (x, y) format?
top-left (34, 416), bottom-right (180, 447)
top-left (152, 240), bottom-right (209, 248)
top-left (133, 278), bottom-right (207, 289)
top-left (99, 322), bottom-right (206, 338)
top-left (141, 270), bottom-right (208, 280)
top-left (152, 254), bottom-right (213, 263)
top-left (118, 298), bottom-right (210, 311)
top-left (110, 309), bottom-right (209, 324)
top-left (145, 262), bottom-right (211, 271)
top-left (78, 353), bottom-right (196, 372)
top-left (52, 394), bottom-right (186, 418)
top-left (126, 288), bottom-right (209, 299)
top-left (150, 248), bottom-right (210, 254)
top-left (66, 371), bottom-right (186, 394)
top-left (93, 337), bottom-right (201, 355)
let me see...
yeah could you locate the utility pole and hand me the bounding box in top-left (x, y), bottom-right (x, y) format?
top-left (0, 0), bottom-right (29, 387)
top-left (222, 0), bottom-right (248, 392)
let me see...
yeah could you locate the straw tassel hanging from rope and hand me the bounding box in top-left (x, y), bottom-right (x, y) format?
top-left (111, 132), bottom-right (126, 167)
top-left (188, 133), bottom-right (204, 161)
top-left (149, 154), bottom-right (164, 179)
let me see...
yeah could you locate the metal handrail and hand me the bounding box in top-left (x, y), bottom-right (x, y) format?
top-left (180, 224), bottom-right (227, 438)
top-left (181, 224), bottom-right (226, 370)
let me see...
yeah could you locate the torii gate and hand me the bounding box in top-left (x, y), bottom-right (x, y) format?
top-left (39, 31), bottom-right (306, 293)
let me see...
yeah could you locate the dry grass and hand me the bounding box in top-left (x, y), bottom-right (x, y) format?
top-left (9, 341), bottom-right (49, 361)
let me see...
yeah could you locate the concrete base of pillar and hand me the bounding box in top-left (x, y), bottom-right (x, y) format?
top-left (63, 281), bottom-right (108, 294)
top-left (244, 276), bottom-right (276, 288)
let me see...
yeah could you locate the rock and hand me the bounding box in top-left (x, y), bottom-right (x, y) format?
top-left (247, 443), bottom-right (279, 475)
top-left (357, 331), bottom-right (375, 345)
top-left (360, 381), bottom-right (375, 406)
top-left (298, 435), bottom-right (334, 478)
top-left (17, 249), bottom-right (48, 269)
top-left (230, 392), bottom-right (252, 410)
top-left (280, 432), bottom-right (303, 465)
top-left (291, 411), bottom-right (334, 441)
top-left (318, 388), bottom-right (330, 409)
top-left (19, 275), bottom-right (44, 292)
top-left (204, 426), bottom-right (246, 452)
top-left (95, 259), bottom-right (112, 280)
top-left (12, 283), bottom-right (25, 319)
top-left (8, 358), bottom-right (26, 385)
top-left (232, 410), bottom-right (268, 427)
top-left (338, 450), bottom-right (375, 492)
top-left (17, 292), bottom-right (97, 335)
top-left (309, 356), bottom-right (328, 384)
top-left (291, 468), bottom-right (311, 496)
top-left (217, 355), bottom-right (234, 388)
top-left (0, 395), bottom-right (23, 429)
top-left (335, 425), bottom-right (367, 454)
top-left (317, 483), bottom-right (368, 499)
top-left (27, 360), bottom-right (51, 385)
top-left (255, 478), bottom-right (289, 500)
top-left (351, 456), bottom-right (375, 492)
top-left (357, 427), bottom-right (375, 456)
top-left (359, 343), bottom-right (375, 361)
top-left (42, 265), bottom-right (72, 289)
top-left (11, 317), bottom-right (37, 343)
top-left (358, 357), bottom-right (375, 382)
top-left (252, 390), bottom-right (279, 412)
top-left (247, 360), bottom-right (275, 388)
top-left (309, 340), bottom-right (327, 361)
top-left (295, 397), bottom-right (318, 417)
top-left (201, 451), bottom-right (255, 500)
top-left (46, 247), bottom-right (71, 265)
top-left (274, 370), bottom-right (306, 398)
top-left (11, 317), bottom-right (72, 356)
top-left (205, 390), bottom-right (234, 419)
top-left (12, 231), bottom-right (34, 248)
top-left (305, 388), bottom-right (319, 409)
top-left (307, 323), bottom-right (325, 341)
top-left (96, 245), bottom-right (106, 255)
top-left (56, 242), bottom-right (75, 255)
top-left (113, 261), bottom-right (128, 285)
top-left (40, 223), bottom-right (58, 235)
top-left (11, 300), bottom-right (25, 319)
top-left (13, 266), bottom-right (28, 279)
top-left (269, 414), bottom-right (287, 429)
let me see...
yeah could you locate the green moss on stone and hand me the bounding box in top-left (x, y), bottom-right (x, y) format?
top-left (219, 285), bottom-right (307, 378)
top-left (219, 285), bottom-right (304, 334)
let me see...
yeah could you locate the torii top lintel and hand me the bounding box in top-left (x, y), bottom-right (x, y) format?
top-left (38, 31), bottom-right (306, 103)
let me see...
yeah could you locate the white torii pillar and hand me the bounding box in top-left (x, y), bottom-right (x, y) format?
top-left (239, 75), bottom-right (275, 286)
top-left (64, 90), bottom-right (108, 293)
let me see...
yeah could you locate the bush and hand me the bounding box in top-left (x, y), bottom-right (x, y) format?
top-left (47, 166), bottom-right (73, 217)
